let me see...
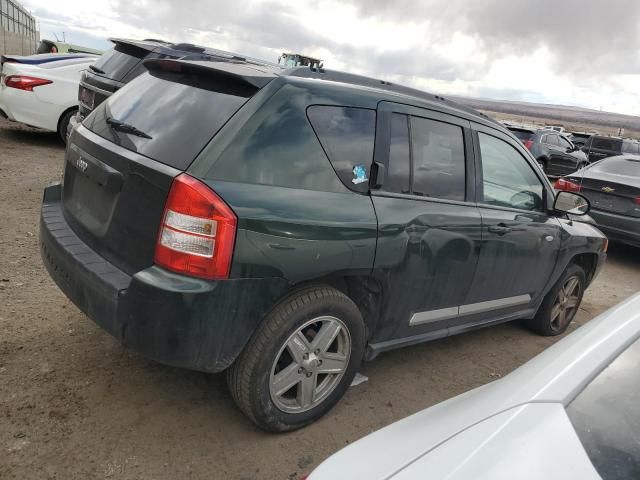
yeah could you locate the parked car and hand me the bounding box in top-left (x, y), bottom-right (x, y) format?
top-left (555, 155), bottom-right (640, 247)
top-left (0, 56), bottom-right (97, 142)
top-left (569, 131), bottom-right (592, 148)
top-left (305, 293), bottom-right (640, 480)
top-left (582, 135), bottom-right (640, 163)
top-left (507, 127), bottom-right (589, 175)
top-left (40, 58), bottom-right (607, 432)
top-left (36, 39), bottom-right (103, 55)
top-left (71, 38), bottom-right (271, 134)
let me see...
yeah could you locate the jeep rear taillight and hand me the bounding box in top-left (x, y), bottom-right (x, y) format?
top-left (523, 139), bottom-right (534, 151)
top-left (154, 174), bottom-right (237, 280)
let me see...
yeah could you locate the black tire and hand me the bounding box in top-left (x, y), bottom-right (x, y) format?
top-left (57, 109), bottom-right (76, 144)
top-left (537, 158), bottom-right (548, 174)
top-left (528, 264), bottom-right (586, 336)
top-left (226, 285), bottom-right (366, 432)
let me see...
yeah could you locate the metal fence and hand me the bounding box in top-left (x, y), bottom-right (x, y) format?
top-left (0, 0), bottom-right (37, 39)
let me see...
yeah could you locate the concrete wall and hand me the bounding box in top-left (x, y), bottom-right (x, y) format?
top-left (0, 30), bottom-right (37, 55)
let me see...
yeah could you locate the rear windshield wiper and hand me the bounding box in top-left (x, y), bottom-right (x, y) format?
top-left (106, 117), bottom-right (152, 139)
top-left (89, 64), bottom-right (106, 74)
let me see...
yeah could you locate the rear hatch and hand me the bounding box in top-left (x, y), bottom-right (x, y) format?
top-left (568, 158), bottom-right (640, 217)
top-left (585, 136), bottom-right (622, 163)
top-left (508, 128), bottom-right (535, 143)
top-left (79, 40), bottom-right (161, 117)
top-left (64, 59), bottom-right (275, 275)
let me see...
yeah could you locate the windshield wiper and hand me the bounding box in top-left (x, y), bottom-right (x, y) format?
top-left (89, 64), bottom-right (106, 74)
top-left (106, 117), bottom-right (152, 139)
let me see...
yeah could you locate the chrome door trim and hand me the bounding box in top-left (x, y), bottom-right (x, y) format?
top-left (459, 294), bottom-right (532, 316)
top-left (410, 294), bottom-right (532, 326)
top-left (409, 306), bottom-right (459, 326)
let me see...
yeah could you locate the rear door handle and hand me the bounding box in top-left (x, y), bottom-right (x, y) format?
top-left (488, 224), bottom-right (512, 235)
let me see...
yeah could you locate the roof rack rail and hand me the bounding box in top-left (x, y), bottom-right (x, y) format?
top-left (286, 67), bottom-right (497, 124)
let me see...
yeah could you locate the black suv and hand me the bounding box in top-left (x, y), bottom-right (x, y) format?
top-left (582, 135), bottom-right (640, 163)
top-left (508, 127), bottom-right (589, 176)
top-left (40, 59), bottom-right (607, 432)
top-left (71, 38), bottom-right (264, 132)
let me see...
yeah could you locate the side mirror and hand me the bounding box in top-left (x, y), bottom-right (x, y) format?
top-left (554, 191), bottom-right (590, 216)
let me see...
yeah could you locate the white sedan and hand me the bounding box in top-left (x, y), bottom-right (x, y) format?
top-left (0, 56), bottom-right (96, 142)
top-left (308, 293), bottom-right (640, 480)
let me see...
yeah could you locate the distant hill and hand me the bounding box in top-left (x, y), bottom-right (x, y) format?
top-left (448, 96), bottom-right (640, 132)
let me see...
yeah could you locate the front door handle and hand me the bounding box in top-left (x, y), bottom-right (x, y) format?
top-left (488, 224), bottom-right (512, 235)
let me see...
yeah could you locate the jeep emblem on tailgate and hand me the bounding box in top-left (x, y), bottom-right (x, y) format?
top-left (72, 156), bottom-right (89, 173)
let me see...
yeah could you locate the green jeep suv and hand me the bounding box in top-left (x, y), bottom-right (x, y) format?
top-left (40, 58), bottom-right (607, 432)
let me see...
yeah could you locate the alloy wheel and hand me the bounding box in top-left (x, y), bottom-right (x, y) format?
top-left (269, 316), bottom-right (351, 413)
top-left (550, 275), bottom-right (582, 332)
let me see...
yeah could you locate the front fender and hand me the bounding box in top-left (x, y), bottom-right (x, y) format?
top-left (544, 217), bottom-right (607, 294)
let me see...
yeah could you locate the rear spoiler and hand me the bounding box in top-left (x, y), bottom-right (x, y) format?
top-left (1, 53), bottom-right (92, 66)
top-left (143, 58), bottom-right (279, 92)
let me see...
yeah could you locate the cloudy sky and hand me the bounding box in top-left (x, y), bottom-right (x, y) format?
top-left (20, 0), bottom-right (640, 115)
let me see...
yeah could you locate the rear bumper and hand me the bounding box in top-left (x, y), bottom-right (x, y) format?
top-left (590, 209), bottom-right (640, 247)
top-left (40, 183), bottom-right (289, 372)
top-left (0, 85), bottom-right (59, 131)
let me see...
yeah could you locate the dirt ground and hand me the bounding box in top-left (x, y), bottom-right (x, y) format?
top-left (1, 117), bottom-right (639, 480)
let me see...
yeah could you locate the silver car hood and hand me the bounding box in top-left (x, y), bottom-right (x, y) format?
top-left (310, 293), bottom-right (640, 480)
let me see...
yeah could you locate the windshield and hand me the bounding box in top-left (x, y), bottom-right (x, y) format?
top-left (567, 336), bottom-right (640, 480)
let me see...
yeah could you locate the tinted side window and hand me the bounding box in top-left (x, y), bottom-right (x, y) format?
top-left (204, 87), bottom-right (345, 192)
top-left (479, 133), bottom-right (544, 211)
top-left (307, 106), bottom-right (376, 193)
top-left (386, 113), bottom-right (411, 194)
top-left (547, 134), bottom-right (559, 146)
top-left (410, 116), bottom-right (466, 201)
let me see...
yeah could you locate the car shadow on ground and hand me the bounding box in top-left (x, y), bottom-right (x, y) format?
top-left (0, 120), bottom-right (63, 149)
top-left (607, 241), bottom-right (640, 266)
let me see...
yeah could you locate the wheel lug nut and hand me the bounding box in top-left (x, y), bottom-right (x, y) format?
top-left (298, 367), bottom-right (304, 374)
top-left (303, 353), bottom-right (309, 360)
top-left (314, 349), bottom-right (320, 355)
top-left (306, 372), bottom-right (312, 378)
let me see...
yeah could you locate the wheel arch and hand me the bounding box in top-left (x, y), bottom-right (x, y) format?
top-left (271, 274), bottom-right (383, 342)
top-left (570, 252), bottom-right (599, 287)
top-left (56, 105), bottom-right (78, 132)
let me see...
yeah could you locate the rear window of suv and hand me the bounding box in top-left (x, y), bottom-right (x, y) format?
top-left (83, 70), bottom-right (250, 170)
top-left (508, 128), bottom-right (535, 142)
top-left (91, 43), bottom-right (149, 82)
top-left (592, 137), bottom-right (622, 152)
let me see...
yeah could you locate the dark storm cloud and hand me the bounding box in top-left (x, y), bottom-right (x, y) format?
top-left (109, 0), bottom-right (477, 82)
top-left (344, 0), bottom-right (640, 75)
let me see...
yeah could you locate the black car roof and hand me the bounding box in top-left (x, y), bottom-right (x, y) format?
top-left (109, 38), bottom-right (281, 68)
top-left (144, 58), bottom-right (501, 129)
